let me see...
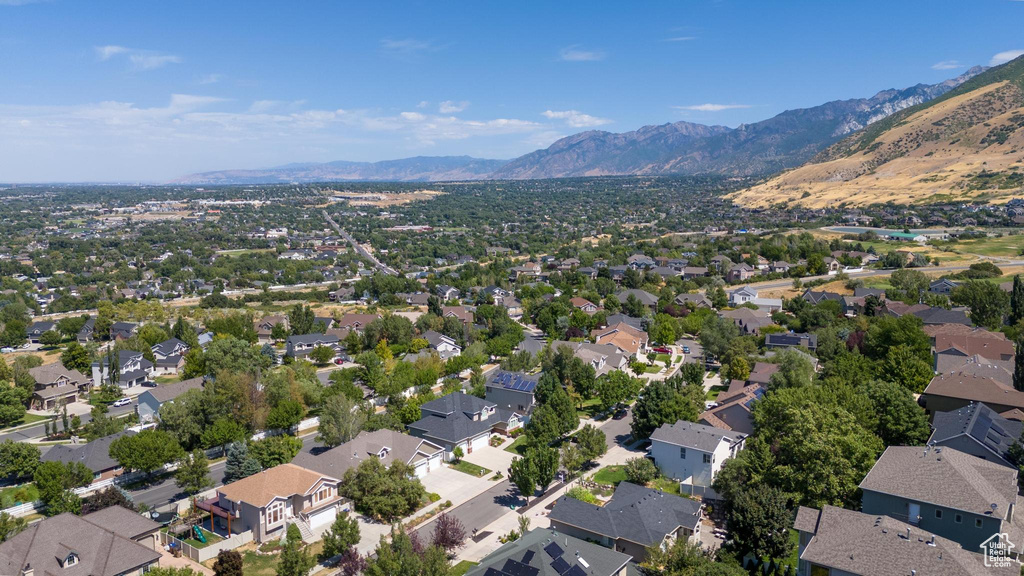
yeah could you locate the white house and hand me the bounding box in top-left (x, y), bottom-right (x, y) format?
top-left (648, 420), bottom-right (746, 498)
top-left (727, 286), bottom-right (783, 312)
top-left (422, 330), bottom-right (461, 359)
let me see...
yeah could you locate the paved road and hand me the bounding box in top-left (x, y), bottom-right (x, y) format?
top-left (323, 210), bottom-right (399, 276)
top-left (0, 403), bottom-right (135, 443)
top-left (414, 479), bottom-right (520, 542)
top-left (130, 433), bottom-right (320, 509)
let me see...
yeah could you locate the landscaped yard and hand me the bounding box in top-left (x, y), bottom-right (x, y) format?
top-left (451, 460), bottom-right (491, 478)
top-left (644, 365), bottom-right (661, 373)
top-left (0, 483), bottom-right (39, 508)
top-left (593, 465), bottom-right (626, 487)
top-left (181, 526), bottom-right (223, 548)
top-left (757, 529), bottom-right (800, 571)
top-left (0, 412), bottom-right (48, 430)
top-left (451, 560), bottom-right (480, 576)
top-left (504, 435), bottom-right (530, 456)
top-left (577, 397), bottom-right (604, 419)
top-left (655, 353), bottom-right (671, 363)
top-left (651, 477), bottom-right (681, 495)
top-left (232, 541), bottom-right (325, 576)
top-left (706, 385), bottom-right (728, 401)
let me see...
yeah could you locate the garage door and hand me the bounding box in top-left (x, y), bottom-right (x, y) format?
top-left (308, 505), bottom-right (338, 529)
top-left (469, 433), bottom-right (489, 452)
top-left (413, 459), bottom-right (429, 478)
top-left (427, 453), bottom-right (443, 471)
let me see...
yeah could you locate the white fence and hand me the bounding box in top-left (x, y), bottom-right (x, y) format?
top-left (160, 528), bottom-right (254, 563)
top-left (2, 501), bottom-right (42, 517)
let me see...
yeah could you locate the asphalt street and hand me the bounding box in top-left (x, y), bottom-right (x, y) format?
top-left (0, 403), bottom-right (135, 444)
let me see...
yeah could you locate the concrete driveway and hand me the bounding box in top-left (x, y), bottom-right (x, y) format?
top-left (463, 444), bottom-right (516, 475)
top-left (421, 465), bottom-right (493, 501)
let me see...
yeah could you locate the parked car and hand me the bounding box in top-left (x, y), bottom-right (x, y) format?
top-left (0, 347), bottom-right (13, 353)
top-left (613, 407), bottom-right (628, 420)
top-left (141, 381), bottom-right (158, 388)
top-left (682, 346), bottom-right (690, 354)
top-left (652, 347), bottom-right (671, 354)
top-left (112, 397), bottom-right (132, 407)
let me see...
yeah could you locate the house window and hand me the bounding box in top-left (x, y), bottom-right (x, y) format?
top-left (313, 486), bottom-right (332, 505)
top-left (680, 447), bottom-right (686, 459)
top-left (955, 513), bottom-right (962, 523)
top-left (703, 454), bottom-right (712, 464)
top-left (63, 553), bottom-right (79, 567)
top-left (935, 509), bottom-right (942, 519)
top-left (976, 518), bottom-right (983, 528)
top-left (267, 501), bottom-right (285, 526)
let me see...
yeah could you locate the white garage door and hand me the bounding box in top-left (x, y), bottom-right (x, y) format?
top-left (308, 505), bottom-right (338, 528)
top-left (469, 433), bottom-right (489, 453)
top-left (427, 453), bottom-right (443, 471)
top-left (414, 459), bottom-right (429, 478)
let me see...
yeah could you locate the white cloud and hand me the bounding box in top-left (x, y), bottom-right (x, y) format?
top-left (416, 100), bottom-right (429, 109)
top-left (991, 49), bottom-right (1024, 66)
top-left (559, 45), bottom-right (605, 62)
top-left (931, 60), bottom-right (963, 70)
top-left (198, 73), bottom-right (223, 85)
top-left (380, 38), bottom-right (437, 58)
top-left (95, 45), bottom-right (182, 70)
top-left (439, 100), bottom-right (469, 114)
top-left (662, 36), bottom-right (696, 42)
top-left (674, 103), bottom-right (752, 112)
top-left (542, 109), bottom-right (612, 128)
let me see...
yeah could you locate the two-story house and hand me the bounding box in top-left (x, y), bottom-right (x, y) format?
top-left (422, 330), bottom-right (461, 359)
top-left (648, 420), bottom-right (746, 498)
top-left (485, 371), bottom-right (538, 416)
top-left (136, 377), bottom-right (205, 423)
top-left (28, 363), bottom-right (85, 410)
top-left (285, 334), bottom-right (340, 360)
top-left (150, 337), bottom-right (189, 375)
top-left (436, 285), bottom-right (460, 301)
top-left (466, 528), bottom-right (632, 576)
top-left (92, 350), bottom-right (154, 390)
top-left (407, 392), bottom-right (522, 461)
top-left (109, 321), bottom-right (139, 340)
top-left (859, 445), bottom-right (1022, 554)
top-left (26, 320), bottom-right (56, 344)
top-left (211, 463), bottom-right (347, 543)
top-left (254, 314), bottom-right (288, 343)
top-left (76, 316), bottom-right (95, 343)
top-left (928, 403), bottom-right (1022, 468)
top-left (590, 322), bottom-right (649, 359)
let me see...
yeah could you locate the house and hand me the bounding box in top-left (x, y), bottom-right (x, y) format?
top-left (674, 293), bottom-right (713, 309)
top-left (76, 316), bottom-right (95, 343)
top-left (211, 463), bottom-right (346, 543)
top-left (485, 371), bottom-right (539, 415)
top-left (407, 392), bottom-right (523, 461)
top-left (292, 429), bottom-right (444, 479)
top-left (699, 385), bottom-right (763, 435)
top-left (570, 297), bottom-right (600, 314)
top-left (26, 320), bottom-right (55, 343)
top-left (681, 266), bottom-right (709, 280)
top-left (285, 334), bottom-right (340, 360)
top-left (335, 313), bottom-right (380, 332)
top-left (42, 430), bottom-right (137, 481)
top-left (765, 332), bottom-right (818, 352)
top-left (150, 337), bottom-right (188, 375)
top-left (627, 253), bottom-right (656, 269)
top-left (614, 289), bottom-right (658, 311)
top-left (92, 350), bottom-right (154, 390)
top-left (550, 340), bottom-right (628, 377)
top-left (495, 295), bottom-right (525, 320)
top-left (442, 305), bottom-right (474, 325)
top-left (254, 315), bottom-right (288, 343)
top-left (719, 307), bottom-right (775, 336)
top-left (590, 322), bottom-right (649, 358)
top-left (328, 286), bottom-right (356, 302)
top-left (109, 321), bottom-right (139, 340)
top-left (920, 372), bottom-right (1024, 416)
top-left (313, 316), bottom-right (336, 330)
top-left (933, 330), bottom-right (1014, 375)
top-left (603, 314), bottom-right (644, 332)
top-left (770, 261), bottom-right (793, 274)
top-left (727, 286), bottom-right (783, 311)
top-left (436, 285), bottom-right (460, 301)
top-left (548, 482), bottom-right (702, 562)
top-left (465, 528), bottom-right (632, 576)
top-left (136, 377), bottom-right (204, 423)
top-left (884, 301), bottom-right (973, 326)
top-left (859, 445), bottom-right (1024, 554)
top-left (793, 505), bottom-right (1010, 576)
top-left (801, 290), bottom-right (843, 306)
top-left (28, 363), bottom-right (85, 410)
top-left (929, 278), bottom-right (961, 295)
top-left (649, 420), bottom-right (746, 498)
top-left (928, 403), bottom-right (1022, 468)
top-left (422, 330), bottom-right (461, 359)
top-left (726, 263), bottom-right (757, 283)
top-left (0, 510), bottom-right (162, 576)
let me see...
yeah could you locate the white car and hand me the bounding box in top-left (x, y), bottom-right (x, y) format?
top-left (112, 397), bottom-right (132, 407)
top-left (0, 347), bottom-right (13, 354)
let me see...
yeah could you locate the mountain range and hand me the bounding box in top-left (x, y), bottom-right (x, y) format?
top-left (174, 65), bottom-right (993, 187)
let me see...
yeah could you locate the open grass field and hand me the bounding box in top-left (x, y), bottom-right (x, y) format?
top-left (943, 234), bottom-right (1024, 257)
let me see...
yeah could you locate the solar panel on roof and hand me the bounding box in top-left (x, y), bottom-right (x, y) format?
top-left (483, 568), bottom-right (508, 576)
top-left (544, 542), bottom-right (564, 558)
top-left (499, 559), bottom-right (538, 576)
top-left (550, 557), bottom-right (571, 574)
top-left (521, 550), bottom-right (535, 564)
top-left (564, 565), bottom-right (587, 576)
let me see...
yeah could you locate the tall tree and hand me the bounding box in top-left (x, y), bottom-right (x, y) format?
top-left (317, 394), bottom-right (365, 447)
top-left (631, 380), bottom-right (701, 440)
top-left (1015, 339), bottom-right (1024, 392)
top-left (175, 449), bottom-right (213, 495)
top-left (320, 511), bottom-right (361, 561)
top-left (509, 456), bottom-right (537, 503)
top-left (277, 524), bottom-right (315, 576)
top-left (575, 424), bottom-right (607, 465)
top-left (212, 550), bottom-right (244, 576)
top-left (724, 485), bottom-right (794, 560)
top-left (109, 429), bottom-right (186, 475)
top-left (224, 442), bottom-right (262, 483)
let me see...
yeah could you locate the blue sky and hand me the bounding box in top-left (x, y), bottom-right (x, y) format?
top-left (0, 0), bottom-right (1022, 182)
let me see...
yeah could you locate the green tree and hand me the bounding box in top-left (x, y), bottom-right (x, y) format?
top-left (1015, 339), bottom-right (1024, 392)
top-left (641, 537), bottom-right (745, 576)
top-left (224, 442), bottom-right (262, 482)
top-left (649, 313), bottom-right (678, 345)
top-left (725, 485), bottom-right (794, 560)
top-left (560, 444), bottom-right (583, 479)
top-left (1011, 275), bottom-right (1024, 326)
top-left (509, 455), bottom-right (537, 503)
top-left (212, 550), bottom-right (244, 576)
top-left (266, 399), bottom-right (306, 431)
top-left (310, 344), bottom-right (336, 365)
top-left (862, 380), bottom-right (931, 446)
top-left (364, 529), bottom-right (422, 576)
top-left (60, 341), bottom-right (91, 374)
top-left (182, 348), bottom-right (207, 379)
top-left (33, 460), bottom-right (92, 516)
top-left (249, 435), bottom-right (303, 468)
top-left (109, 429), bottom-right (186, 475)
top-left (175, 449), bottom-right (213, 495)
top-left (698, 314), bottom-right (739, 360)
top-left (158, 388), bottom-right (206, 450)
top-left (289, 304), bottom-right (316, 336)
top-left (201, 417), bottom-right (248, 454)
top-left (767, 349), bottom-right (815, 390)
top-left (0, 440), bottom-right (41, 481)
top-left (317, 394), bottom-right (366, 448)
top-left (277, 523), bottom-right (316, 576)
top-left (951, 280), bottom-right (1010, 330)
top-left (631, 380), bottom-right (701, 440)
top-left (320, 511), bottom-right (360, 561)
top-left (338, 458), bottom-right (425, 521)
top-left (526, 445), bottom-right (559, 490)
top-left (575, 424), bottom-right (607, 465)
top-left (624, 456), bottom-right (658, 484)
top-left (39, 330), bottom-right (61, 347)
top-left (0, 512), bottom-right (27, 544)
top-left (451, 446), bottom-right (464, 463)
top-left (883, 345), bottom-right (935, 393)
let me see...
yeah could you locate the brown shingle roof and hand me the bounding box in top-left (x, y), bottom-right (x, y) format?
top-left (923, 373), bottom-right (1024, 411)
top-left (217, 463), bottom-right (338, 508)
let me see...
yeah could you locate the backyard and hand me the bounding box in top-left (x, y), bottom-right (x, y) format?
top-left (0, 483), bottom-right (39, 508)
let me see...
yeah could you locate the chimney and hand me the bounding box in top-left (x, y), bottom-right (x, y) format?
top-left (906, 528), bottom-right (911, 540)
top-left (21, 564), bottom-right (32, 576)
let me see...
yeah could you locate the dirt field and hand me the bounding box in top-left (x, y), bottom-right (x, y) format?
top-left (327, 189), bottom-right (444, 207)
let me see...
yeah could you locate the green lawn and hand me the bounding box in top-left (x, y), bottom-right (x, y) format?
top-left (593, 465), bottom-right (627, 486)
top-left (181, 527), bottom-right (223, 549)
top-left (451, 460), bottom-right (492, 478)
top-left (451, 561), bottom-right (480, 576)
top-left (239, 541), bottom-right (324, 576)
top-left (706, 385), bottom-right (728, 401)
top-left (504, 435), bottom-right (530, 456)
top-left (655, 353), bottom-right (671, 363)
top-left (947, 235), bottom-right (1024, 257)
top-left (577, 397), bottom-right (603, 419)
top-left (0, 483), bottom-right (39, 508)
top-left (1, 412), bottom-right (49, 430)
top-left (644, 366), bottom-right (661, 373)
top-left (651, 477), bottom-right (681, 495)
top-left (757, 529), bottom-right (800, 571)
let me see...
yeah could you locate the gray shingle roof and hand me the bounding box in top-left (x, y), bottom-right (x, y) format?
top-left (144, 376), bottom-right (204, 404)
top-left (650, 420), bottom-right (743, 452)
top-left (0, 511), bottom-right (160, 576)
top-left (797, 505), bottom-right (1012, 576)
top-left (409, 393), bottom-right (512, 444)
top-left (549, 482), bottom-right (701, 547)
top-left (929, 403), bottom-right (1022, 466)
top-left (466, 528), bottom-right (632, 576)
top-left (42, 430), bottom-right (136, 474)
top-left (859, 446), bottom-right (1018, 516)
top-left (82, 505), bottom-right (161, 540)
top-left (292, 429), bottom-right (442, 477)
